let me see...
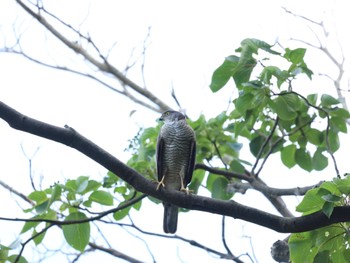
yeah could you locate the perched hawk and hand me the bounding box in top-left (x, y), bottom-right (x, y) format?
top-left (156, 110), bottom-right (196, 234)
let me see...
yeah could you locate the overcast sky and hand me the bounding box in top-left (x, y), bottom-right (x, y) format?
top-left (0, 0), bottom-right (349, 262)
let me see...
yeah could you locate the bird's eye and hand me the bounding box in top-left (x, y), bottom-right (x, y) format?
top-left (165, 112), bottom-right (170, 116)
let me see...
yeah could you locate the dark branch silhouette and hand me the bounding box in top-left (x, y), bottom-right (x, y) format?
top-left (1, 100), bottom-right (349, 234)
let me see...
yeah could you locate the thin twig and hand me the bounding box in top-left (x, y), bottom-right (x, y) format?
top-left (0, 180), bottom-right (35, 205)
top-left (14, 0), bottom-right (172, 112)
top-left (20, 144), bottom-right (40, 191)
top-left (287, 91), bottom-right (340, 177)
top-left (15, 224), bottom-right (54, 263)
top-left (221, 216), bottom-right (233, 257)
top-left (89, 242), bottom-right (144, 263)
top-left (251, 117), bottom-right (279, 176)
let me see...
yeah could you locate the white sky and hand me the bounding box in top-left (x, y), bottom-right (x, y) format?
top-left (0, 0), bottom-right (349, 262)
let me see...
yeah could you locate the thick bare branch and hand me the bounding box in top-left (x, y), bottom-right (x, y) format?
top-left (1, 101), bottom-right (349, 233)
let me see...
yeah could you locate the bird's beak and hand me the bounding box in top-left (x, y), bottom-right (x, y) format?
top-left (157, 116), bottom-right (164, 122)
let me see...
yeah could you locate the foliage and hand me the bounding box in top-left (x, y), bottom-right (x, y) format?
top-left (289, 175), bottom-right (350, 263)
top-left (0, 175), bottom-right (141, 259)
top-left (1, 38), bottom-right (349, 262)
top-left (210, 38), bottom-right (348, 174)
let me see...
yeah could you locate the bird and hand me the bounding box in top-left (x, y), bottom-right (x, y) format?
top-left (156, 110), bottom-right (196, 234)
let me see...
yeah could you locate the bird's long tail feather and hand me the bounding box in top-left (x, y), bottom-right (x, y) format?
top-left (163, 203), bottom-right (178, 234)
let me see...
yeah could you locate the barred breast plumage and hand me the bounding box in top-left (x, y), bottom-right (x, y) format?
top-left (160, 120), bottom-right (194, 190)
top-left (156, 111), bottom-right (196, 234)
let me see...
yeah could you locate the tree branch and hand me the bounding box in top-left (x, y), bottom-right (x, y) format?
top-left (89, 242), bottom-right (144, 263)
top-left (14, 0), bottom-right (172, 113)
top-left (0, 180), bottom-right (35, 205)
top-left (118, 220), bottom-right (245, 262)
top-left (228, 180), bottom-right (322, 196)
top-left (283, 6), bottom-right (349, 113)
top-left (195, 163), bottom-right (251, 181)
top-left (0, 101), bottom-right (349, 233)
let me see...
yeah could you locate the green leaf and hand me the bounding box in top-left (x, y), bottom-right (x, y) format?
top-left (103, 171), bottom-right (120, 188)
top-left (230, 159), bottom-right (246, 174)
top-left (328, 130), bottom-right (340, 153)
top-left (0, 245), bottom-right (10, 262)
top-left (290, 225), bottom-right (350, 263)
top-left (320, 94), bottom-right (340, 106)
top-left (314, 225), bottom-right (350, 262)
top-left (114, 186), bottom-right (127, 194)
top-left (62, 212), bottom-right (90, 252)
top-left (235, 93), bottom-right (255, 114)
top-left (289, 232), bottom-right (317, 263)
top-left (240, 38), bottom-right (280, 55)
top-left (272, 93), bottom-right (300, 120)
top-left (76, 176), bottom-right (89, 193)
top-left (89, 190), bottom-right (114, 206)
top-left (330, 108), bottom-right (350, 118)
top-left (210, 55), bottom-right (239, 92)
top-left (7, 255), bottom-right (28, 263)
top-left (33, 228), bottom-right (46, 245)
top-left (334, 175), bottom-right (350, 195)
top-left (260, 66), bottom-right (289, 87)
top-left (206, 174), bottom-right (233, 200)
top-left (319, 181), bottom-right (341, 196)
top-left (322, 202), bottom-right (334, 219)
top-left (189, 169), bottom-right (205, 194)
top-left (284, 48), bottom-right (306, 64)
top-left (21, 210), bottom-right (56, 237)
top-left (139, 127), bottom-right (158, 142)
top-left (306, 128), bottom-right (324, 146)
top-left (296, 188), bottom-right (324, 214)
top-left (233, 55), bottom-right (256, 89)
top-left (113, 205), bottom-right (131, 221)
top-left (331, 117), bottom-right (347, 133)
top-left (28, 191), bottom-right (47, 203)
top-left (21, 219), bottom-right (41, 234)
top-left (312, 149), bottom-right (328, 171)
top-left (211, 177), bottom-right (233, 200)
top-left (249, 135), bottom-right (266, 158)
top-left (295, 148), bottom-right (312, 172)
top-left (48, 184), bottom-right (62, 208)
top-left (281, 144), bottom-right (296, 168)
top-left (307, 93), bottom-right (318, 105)
top-left (321, 194), bottom-right (341, 203)
top-left (85, 180), bottom-right (102, 193)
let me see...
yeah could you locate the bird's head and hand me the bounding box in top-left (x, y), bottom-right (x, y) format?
top-left (158, 110), bottom-right (186, 123)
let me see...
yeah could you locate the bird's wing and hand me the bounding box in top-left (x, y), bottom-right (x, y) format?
top-left (156, 133), bottom-right (165, 181)
top-left (184, 139), bottom-right (196, 187)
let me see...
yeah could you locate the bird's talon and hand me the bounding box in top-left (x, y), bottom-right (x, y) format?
top-left (180, 187), bottom-right (192, 194)
top-left (156, 180), bottom-right (165, 190)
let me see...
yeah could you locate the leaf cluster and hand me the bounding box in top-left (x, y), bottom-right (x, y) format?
top-left (3, 38), bottom-right (349, 262)
top-left (210, 38), bottom-right (349, 173)
top-left (0, 173), bottom-right (142, 261)
top-left (289, 175), bottom-right (350, 262)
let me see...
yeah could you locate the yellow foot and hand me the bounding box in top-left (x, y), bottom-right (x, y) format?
top-left (156, 175), bottom-right (166, 190)
top-left (180, 187), bottom-right (193, 194)
top-left (156, 181), bottom-right (165, 190)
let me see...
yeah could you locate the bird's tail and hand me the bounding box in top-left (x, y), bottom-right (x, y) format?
top-left (163, 202), bottom-right (178, 234)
